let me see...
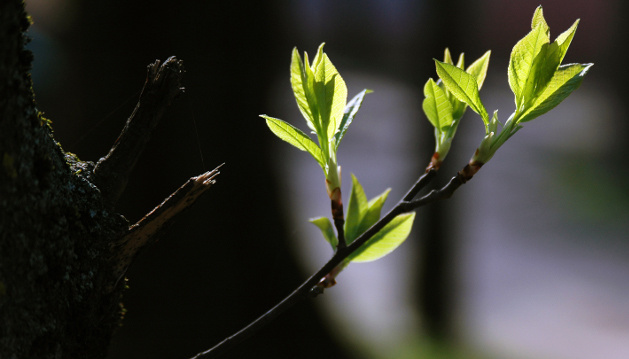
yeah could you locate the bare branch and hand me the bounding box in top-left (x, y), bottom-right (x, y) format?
top-left (407, 162), bottom-right (482, 208)
top-left (111, 164), bottom-right (222, 287)
top-left (403, 168), bottom-right (438, 201)
top-left (92, 57), bottom-right (185, 207)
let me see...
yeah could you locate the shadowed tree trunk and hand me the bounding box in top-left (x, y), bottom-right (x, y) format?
top-left (0, 2), bottom-right (217, 358)
top-left (1, 3), bottom-right (126, 357)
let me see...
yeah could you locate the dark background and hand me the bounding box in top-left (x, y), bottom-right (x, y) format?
top-left (25, 1), bottom-right (628, 358)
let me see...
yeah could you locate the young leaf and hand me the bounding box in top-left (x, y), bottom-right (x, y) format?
top-left (344, 175), bottom-right (392, 245)
top-left (518, 63), bottom-right (593, 122)
top-left (335, 89), bottom-right (371, 150)
top-left (261, 115), bottom-right (325, 169)
top-left (448, 85), bottom-right (468, 121)
top-left (555, 19), bottom-right (579, 63)
top-left (529, 42), bottom-right (561, 100)
top-left (455, 52), bottom-right (465, 69)
top-left (360, 188), bottom-right (391, 235)
top-left (530, 5), bottom-right (550, 34)
top-left (435, 60), bottom-right (489, 123)
top-left (309, 217), bottom-right (338, 250)
top-left (344, 174), bottom-right (369, 243)
top-left (508, 20), bottom-right (550, 110)
top-left (443, 48), bottom-right (454, 65)
top-left (527, 19), bottom-right (580, 106)
top-left (349, 212), bottom-right (416, 263)
top-left (466, 50), bottom-right (491, 90)
top-left (311, 46), bottom-right (348, 142)
top-left (423, 78), bottom-right (454, 131)
top-left (290, 48), bottom-right (319, 134)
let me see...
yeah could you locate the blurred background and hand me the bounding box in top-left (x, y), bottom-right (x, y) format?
top-left (24, 0), bottom-right (628, 358)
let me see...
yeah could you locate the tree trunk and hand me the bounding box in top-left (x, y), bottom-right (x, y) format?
top-left (0, 2), bottom-right (193, 358)
top-left (1, 2), bottom-right (124, 357)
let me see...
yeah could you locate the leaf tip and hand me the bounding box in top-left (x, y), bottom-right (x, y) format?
top-left (581, 62), bottom-right (594, 75)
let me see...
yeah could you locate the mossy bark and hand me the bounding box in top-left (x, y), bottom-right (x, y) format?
top-left (0, 2), bottom-right (129, 358)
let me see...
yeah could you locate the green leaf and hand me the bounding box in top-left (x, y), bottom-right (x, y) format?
top-left (309, 217), bottom-right (338, 250)
top-left (527, 19), bottom-right (580, 106)
top-left (344, 174), bottom-right (369, 243)
top-left (361, 188), bottom-right (391, 235)
top-left (527, 42), bottom-right (560, 102)
top-left (423, 78), bottom-right (454, 131)
top-left (349, 212), bottom-right (416, 263)
top-left (311, 44), bottom-right (348, 142)
top-left (344, 174), bottom-right (391, 245)
top-left (443, 48), bottom-right (454, 65)
top-left (261, 115), bottom-right (325, 169)
top-left (518, 63), bottom-right (593, 122)
top-left (555, 19), bottom-right (579, 63)
top-left (455, 52), bottom-right (465, 69)
top-left (466, 50), bottom-right (491, 90)
top-left (335, 89), bottom-right (371, 150)
top-left (435, 60), bottom-right (489, 123)
top-left (508, 20), bottom-right (550, 110)
top-left (290, 48), bottom-right (319, 134)
top-left (531, 6), bottom-right (549, 34)
top-left (448, 87), bottom-right (468, 121)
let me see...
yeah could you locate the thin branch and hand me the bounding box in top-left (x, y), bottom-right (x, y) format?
top-left (111, 165), bottom-right (222, 289)
top-left (92, 57), bottom-right (185, 207)
top-left (189, 165), bottom-right (474, 359)
top-left (406, 162), bottom-right (481, 208)
top-left (403, 168), bottom-right (438, 201)
top-left (190, 251), bottom-right (345, 359)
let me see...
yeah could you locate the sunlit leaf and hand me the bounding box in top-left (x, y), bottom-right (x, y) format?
top-left (466, 50), bottom-right (491, 90)
top-left (455, 52), bottom-right (465, 69)
top-left (344, 174), bottom-right (369, 243)
top-left (531, 6), bottom-right (549, 34)
top-left (518, 63), bottom-right (593, 122)
top-left (435, 60), bottom-right (489, 123)
top-left (555, 19), bottom-right (579, 64)
top-left (423, 78), bottom-right (454, 131)
top-left (344, 175), bottom-right (391, 245)
top-left (443, 48), bottom-right (453, 65)
top-left (309, 217), bottom-right (338, 250)
top-left (261, 115), bottom-right (325, 169)
top-left (290, 48), bottom-right (319, 134)
top-left (527, 19), bottom-right (580, 106)
top-left (311, 44), bottom-right (348, 141)
top-left (349, 212), bottom-right (416, 263)
top-left (508, 20), bottom-right (550, 110)
top-left (360, 188), bottom-right (391, 235)
top-left (335, 89), bottom-right (371, 150)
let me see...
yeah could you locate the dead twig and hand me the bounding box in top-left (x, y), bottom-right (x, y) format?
top-left (111, 164), bottom-right (222, 288)
top-left (92, 57), bottom-right (185, 207)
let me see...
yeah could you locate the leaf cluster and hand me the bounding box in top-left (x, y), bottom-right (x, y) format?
top-left (262, 44), bottom-right (415, 268)
top-left (423, 49), bottom-right (490, 162)
top-left (311, 174), bottom-right (415, 264)
top-left (425, 6), bottom-right (592, 164)
top-left (261, 43), bottom-right (370, 186)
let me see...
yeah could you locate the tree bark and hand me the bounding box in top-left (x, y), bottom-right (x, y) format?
top-left (0, 2), bottom-right (204, 358)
